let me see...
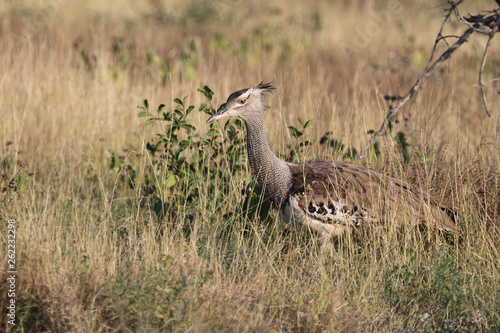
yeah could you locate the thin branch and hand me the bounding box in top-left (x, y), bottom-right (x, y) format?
top-left (409, 4), bottom-right (457, 135)
top-left (425, 2), bottom-right (458, 70)
top-left (452, 1), bottom-right (492, 35)
top-left (478, 16), bottom-right (500, 118)
top-left (437, 34), bottom-right (464, 41)
top-left (358, 27), bottom-right (475, 160)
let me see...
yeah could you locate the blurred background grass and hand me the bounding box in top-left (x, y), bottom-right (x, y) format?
top-left (0, 0), bottom-right (499, 332)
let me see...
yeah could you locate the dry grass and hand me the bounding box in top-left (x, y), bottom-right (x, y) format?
top-left (1, 0), bottom-right (499, 332)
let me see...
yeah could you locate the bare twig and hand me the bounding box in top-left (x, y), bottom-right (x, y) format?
top-left (453, 1), bottom-right (492, 35)
top-left (437, 34), bottom-right (464, 41)
top-left (406, 4), bottom-right (458, 139)
top-left (360, 2), bottom-right (500, 160)
top-left (425, 1), bottom-right (459, 70)
top-left (403, 3), bottom-right (458, 138)
top-left (358, 27), bottom-right (475, 160)
top-left (458, 8), bottom-right (500, 29)
top-left (478, 16), bottom-right (500, 118)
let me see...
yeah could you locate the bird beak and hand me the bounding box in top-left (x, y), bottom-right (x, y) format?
top-left (206, 106), bottom-right (228, 124)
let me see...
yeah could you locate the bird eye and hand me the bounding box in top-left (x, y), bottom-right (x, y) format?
top-left (238, 99), bottom-right (246, 105)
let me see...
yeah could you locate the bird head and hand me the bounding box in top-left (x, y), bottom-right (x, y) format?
top-left (206, 82), bottom-right (276, 124)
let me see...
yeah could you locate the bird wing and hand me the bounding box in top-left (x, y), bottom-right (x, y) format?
top-left (286, 160), bottom-right (457, 231)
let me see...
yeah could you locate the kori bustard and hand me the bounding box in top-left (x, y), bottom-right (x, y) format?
top-left (207, 82), bottom-right (457, 247)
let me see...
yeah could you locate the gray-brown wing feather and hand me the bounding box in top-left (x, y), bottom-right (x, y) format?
top-left (286, 160), bottom-right (456, 230)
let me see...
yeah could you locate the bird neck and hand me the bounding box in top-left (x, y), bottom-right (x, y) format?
top-left (243, 114), bottom-right (291, 205)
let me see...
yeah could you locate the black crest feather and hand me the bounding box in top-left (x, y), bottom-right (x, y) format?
top-left (227, 88), bottom-right (249, 101)
top-left (256, 81), bottom-right (276, 93)
top-left (226, 82), bottom-right (276, 103)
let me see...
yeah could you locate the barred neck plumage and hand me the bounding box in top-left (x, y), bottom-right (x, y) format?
top-left (242, 114), bottom-right (292, 206)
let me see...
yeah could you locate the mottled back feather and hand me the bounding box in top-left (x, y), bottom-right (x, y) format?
top-left (285, 160), bottom-right (456, 231)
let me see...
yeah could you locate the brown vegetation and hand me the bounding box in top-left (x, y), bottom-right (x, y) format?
top-left (0, 0), bottom-right (499, 332)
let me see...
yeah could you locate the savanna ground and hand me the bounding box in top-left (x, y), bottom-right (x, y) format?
top-left (1, 0), bottom-right (500, 331)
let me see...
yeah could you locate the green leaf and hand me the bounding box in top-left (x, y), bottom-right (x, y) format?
top-left (396, 131), bottom-right (410, 162)
top-left (369, 141), bottom-right (381, 159)
top-left (217, 104), bottom-right (226, 113)
top-left (165, 175), bottom-right (176, 188)
top-left (300, 140), bottom-right (311, 147)
top-left (233, 119), bottom-right (244, 130)
top-left (224, 117), bottom-right (240, 131)
top-left (298, 117), bottom-right (303, 126)
top-left (396, 131), bottom-right (408, 149)
top-left (157, 104), bottom-right (166, 114)
top-left (173, 98), bottom-right (183, 106)
top-left (137, 99), bottom-right (149, 111)
top-left (179, 123), bottom-right (196, 132)
top-left (329, 139), bottom-right (344, 152)
top-left (179, 139), bottom-right (194, 147)
top-left (186, 105), bottom-right (194, 115)
top-left (143, 118), bottom-right (157, 129)
top-left (343, 148), bottom-right (358, 161)
top-left (287, 126), bottom-right (303, 139)
top-left (303, 119), bottom-right (315, 129)
top-left (174, 109), bottom-right (183, 118)
top-left (109, 152), bottom-right (124, 174)
top-left (386, 120), bottom-right (393, 135)
top-left (206, 129), bottom-right (221, 137)
top-left (138, 111), bottom-right (148, 117)
top-left (197, 85), bottom-right (214, 101)
top-left (146, 142), bottom-right (158, 154)
top-left (15, 172), bottom-right (31, 191)
top-left (162, 111), bottom-right (172, 121)
top-left (201, 106), bottom-right (214, 116)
